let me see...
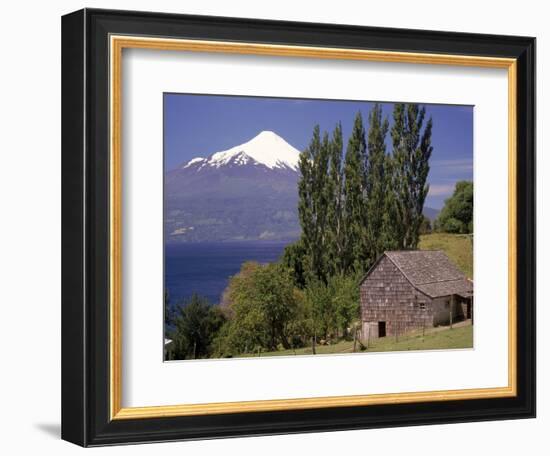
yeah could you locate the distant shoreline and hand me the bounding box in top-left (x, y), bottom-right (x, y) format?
top-left (165, 238), bottom-right (298, 246)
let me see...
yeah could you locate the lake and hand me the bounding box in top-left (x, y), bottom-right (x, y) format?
top-left (165, 241), bottom-right (290, 306)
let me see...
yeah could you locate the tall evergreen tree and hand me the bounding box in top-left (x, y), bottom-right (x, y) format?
top-left (311, 131), bottom-right (331, 280)
top-left (379, 154), bottom-right (400, 251)
top-left (325, 123), bottom-right (344, 277)
top-left (391, 103), bottom-right (408, 248)
top-left (297, 126), bottom-right (317, 278)
top-left (391, 103), bottom-right (433, 249)
top-left (342, 112), bottom-right (368, 273)
top-left (365, 104), bottom-right (390, 260)
top-left (298, 125), bottom-right (330, 282)
top-left (296, 105), bottom-right (433, 284)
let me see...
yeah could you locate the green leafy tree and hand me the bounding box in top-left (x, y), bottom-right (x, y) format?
top-left (218, 262), bottom-right (267, 354)
top-left (305, 278), bottom-right (335, 341)
top-left (365, 103), bottom-right (390, 260)
top-left (304, 274), bottom-right (360, 342)
top-left (379, 154), bottom-right (400, 251)
top-left (297, 125), bottom-right (336, 282)
top-left (283, 288), bottom-right (312, 349)
top-left (221, 262), bottom-right (300, 353)
top-left (294, 105), bottom-right (435, 297)
top-left (296, 122), bottom-right (349, 283)
top-left (172, 294), bottom-right (226, 360)
top-left (436, 181), bottom-right (473, 233)
top-left (254, 263), bottom-right (297, 350)
top-left (342, 112), bottom-right (368, 273)
top-left (297, 126), bottom-right (318, 280)
top-left (325, 123), bottom-right (345, 277)
top-left (392, 103), bottom-right (433, 249)
top-left (281, 239), bottom-right (308, 288)
top-left (310, 131), bottom-right (331, 279)
top-left (328, 273), bottom-right (360, 338)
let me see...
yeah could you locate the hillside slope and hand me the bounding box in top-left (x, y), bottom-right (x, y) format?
top-left (419, 233), bottom-right (473, 278)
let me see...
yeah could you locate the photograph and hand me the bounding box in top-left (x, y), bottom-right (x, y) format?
top-left (163, 94), bottom-right (474, 361)
top-left (57, 6), bottom-right (536, 447)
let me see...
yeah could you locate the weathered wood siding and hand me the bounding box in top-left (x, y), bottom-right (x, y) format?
top-left (360, 256), bottom-right (433, 336)
top-left (432, 297), bottom-right (467, 326)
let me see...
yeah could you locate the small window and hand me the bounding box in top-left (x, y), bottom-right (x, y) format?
top-left (419, 303), bottom-right (426, 310)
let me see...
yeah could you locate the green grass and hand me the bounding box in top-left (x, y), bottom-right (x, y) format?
top-left (239, 323), bottom-right (473, 358)
top-left (365, 323), bottom-right (473, 352)
top-left (419, 233), bottom-right (473, 278)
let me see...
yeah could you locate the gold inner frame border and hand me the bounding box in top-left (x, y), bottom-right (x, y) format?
top-left (109, 35), bottom-right (517, 420)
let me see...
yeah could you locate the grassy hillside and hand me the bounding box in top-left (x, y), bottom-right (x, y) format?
top-left (365, 323), bottom-right (472, 352)
top-left (239, 323), bottom-right (473, 358)
top-left (419, 233), bottom-right (473, 278)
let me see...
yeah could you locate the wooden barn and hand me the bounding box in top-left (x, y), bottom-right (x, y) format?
top-left (359, 250), bottom-right (473, 340)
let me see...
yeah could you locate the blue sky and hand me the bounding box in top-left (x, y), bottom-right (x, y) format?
top-left (164, 94), bottom-right (473, 209)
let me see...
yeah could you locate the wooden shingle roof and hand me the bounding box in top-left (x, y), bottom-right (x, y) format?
top-left (374, 250), bottom-right (473, 298)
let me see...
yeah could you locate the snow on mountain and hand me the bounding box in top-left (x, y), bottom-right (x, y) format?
top-left (181, 131), bottom-right (301, 172)
top-left (183, 157), bottom-right (206, 168)
top-left (166, 131), bottom-right (302, 242)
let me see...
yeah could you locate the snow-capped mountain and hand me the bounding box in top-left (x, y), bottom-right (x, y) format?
top-left (165, 131), bottom-right (302, 242)
top-left (180, 130), bottom-right (300, 173)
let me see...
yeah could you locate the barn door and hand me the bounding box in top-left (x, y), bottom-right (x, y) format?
top-left (378, 321), bottom-right (386, 337)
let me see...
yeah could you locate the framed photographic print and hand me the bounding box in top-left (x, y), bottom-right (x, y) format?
top-left (61, 8), bottom-right (536, 447)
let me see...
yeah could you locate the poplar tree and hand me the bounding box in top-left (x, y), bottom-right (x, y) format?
top-left (297, 125), bottom-right (317, 278)
top-left (298, 125), bottom-right (330, 282)
top-left (296, 104), bottom-right (433, 283)
top-left (311, 131), bottom-right (331, 280)
top-left (391, 103), bottom-right (433, 249)
top-left (365, 103), bottom-right (390, 261)
top-left (342, 112), bottom-right (368, 274)
top-left (325, 123), bottom-right (344, 277)
top-left (379, 154), bottom-right (400, 251)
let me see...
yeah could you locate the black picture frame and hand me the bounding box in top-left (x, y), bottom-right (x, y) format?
top-left (62, 8), bottom-right (536, 447)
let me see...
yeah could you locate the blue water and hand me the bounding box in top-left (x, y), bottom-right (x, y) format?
top-left (165, 241), bottom-right (289, 306)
